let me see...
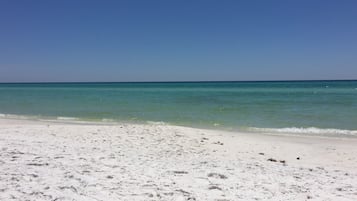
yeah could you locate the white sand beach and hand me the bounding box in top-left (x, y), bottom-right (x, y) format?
top-left (0, 118), bottom-right (357, 201)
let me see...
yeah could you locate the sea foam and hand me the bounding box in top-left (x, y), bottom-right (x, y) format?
top-left (248, 127), bottom-right (357, 136)
top-left (57, 116), bottom-right (79, 121)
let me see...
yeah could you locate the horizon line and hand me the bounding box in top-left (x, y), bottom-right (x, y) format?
top-left (0, 79), bottom-right (356, 84)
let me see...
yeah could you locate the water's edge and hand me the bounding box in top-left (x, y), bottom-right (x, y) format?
top-left (1, 113), bottom-right (356, 138)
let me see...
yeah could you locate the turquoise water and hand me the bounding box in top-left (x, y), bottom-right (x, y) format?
top-left (0, 81), bottom-right (357, 136)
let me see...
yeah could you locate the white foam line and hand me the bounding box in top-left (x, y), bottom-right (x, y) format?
top-left (249, 127), bottom-right (357, 136)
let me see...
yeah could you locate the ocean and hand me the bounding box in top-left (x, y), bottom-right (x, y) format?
top-left (0, 81), bottom-right (356, 136)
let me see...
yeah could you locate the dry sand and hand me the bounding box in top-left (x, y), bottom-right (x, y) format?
top-left (0, 118), bottom-right (357, 201)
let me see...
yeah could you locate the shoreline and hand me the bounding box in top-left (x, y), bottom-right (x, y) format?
top-left (1, 114), bottom-right (357, 139)
top-left (1, 118), bottom-right (357, 200)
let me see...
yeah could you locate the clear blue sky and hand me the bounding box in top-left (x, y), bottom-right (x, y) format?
top-left (1, 0), bottom-right (356, 82)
